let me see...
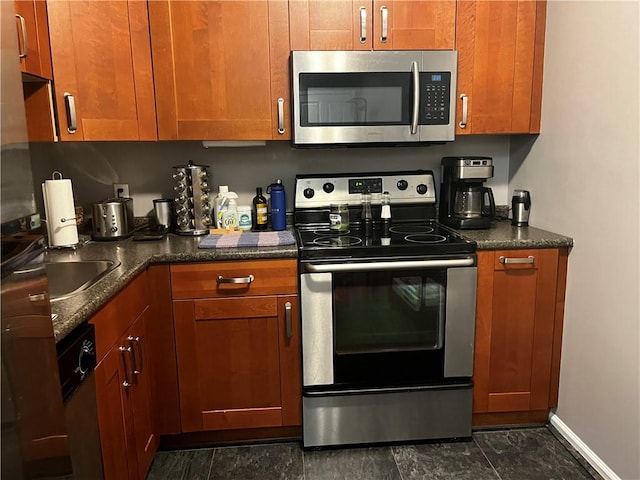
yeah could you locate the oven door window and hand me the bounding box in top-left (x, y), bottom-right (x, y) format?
top-left (333, 270), bottom-right (445, 355)
top-left (298, 73), bottom-right (411, 126)
top-left (332, 269), bottom-right (447, 387)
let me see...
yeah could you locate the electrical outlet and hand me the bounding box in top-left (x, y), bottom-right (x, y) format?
top-left (113, 183), bottom-right (130, 198)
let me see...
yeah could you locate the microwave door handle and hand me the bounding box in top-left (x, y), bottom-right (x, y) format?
top-left (410, 61), bottom-right (419, 135)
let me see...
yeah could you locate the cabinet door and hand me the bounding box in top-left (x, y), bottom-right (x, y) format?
top-left (46, 0), bottom-right (156, 141)
top-left (455, 0), bottom-right (546, 134)
top-left (473, 249), bottom-right (559, 414)
top-left (15, 0), bottom-right (52, 79)
top-left (128, 308), bottom-right (157, 480)
top-left (94, 340), bottom-right (137, 480)
top-left (278, 295), bottom-right (302, 426)
top-left (149, 0), bottom-right (290, 140)
top-left (372, 0), bottom-right (455, 50)
top-left (175, 295), bottom-right (299, 432)
top-left (290, 0), bottom-right (454, 51)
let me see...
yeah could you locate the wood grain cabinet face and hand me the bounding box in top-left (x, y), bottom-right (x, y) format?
top-left (171, 260), bottom-right (301, 433)
top-left (290, 0), bottom-right (455, 51)
top-left (473, 249), bottom-right (568, 425)
top-left (15, 0), bottom-right (52, 79)
top-left (46, 0), bottom-right (157, 141)
top-left (92, 273), bottom-right (158, 480)
top-left (455, 0), bottom-right (546, 134)
top-left (148, 0), bottom-right (291, 140)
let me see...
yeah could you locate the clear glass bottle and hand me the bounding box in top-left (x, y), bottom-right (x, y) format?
top-left (361, 190), bottom-right (372, 236)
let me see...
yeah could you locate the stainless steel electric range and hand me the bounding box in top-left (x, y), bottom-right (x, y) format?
top-left (294, 170), bottom-right (478, 448)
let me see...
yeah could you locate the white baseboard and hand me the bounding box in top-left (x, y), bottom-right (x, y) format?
top-left (549, 412), bottom-right (620, 480)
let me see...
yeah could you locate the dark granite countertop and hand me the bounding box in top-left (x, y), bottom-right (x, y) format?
top-left (457, 220), bottom-right (574, 250)
top-left (45, 233), bottom-right (298, 342)
top-left (47, 221), bottom-right (572, 343)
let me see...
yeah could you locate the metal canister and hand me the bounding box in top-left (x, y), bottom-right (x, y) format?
top-left (329, 203), bottom-right (349, 232)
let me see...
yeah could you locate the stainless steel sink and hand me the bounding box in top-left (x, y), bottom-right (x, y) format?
top-left (45, 260), bottom-right (120, 302)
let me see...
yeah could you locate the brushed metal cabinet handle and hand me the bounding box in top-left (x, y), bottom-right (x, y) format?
top-left (285, 301), bottom-right (293, 339)
top-left (128, 335), bottom-right (143, 375)
top-left (499, 255), bottom-right (535, 264)
top-left (359, 6), bottom-right (367, 43)
top-left (380, 6), bottom-right (388, 42)
top-left (16, 14), bottom-right (28, 58)
top-left (277, 98), bottom-right (285, 135)
top-left (63, 93), bottom-right (77, 134)
top-left (410, 61), bottom-right (419, 135)
top-left (216, 274), bottom-right (254, 285)
top-left (119, 346), bottom-right (133, 388)
top-left (459, 94), bottom-right (468, 128)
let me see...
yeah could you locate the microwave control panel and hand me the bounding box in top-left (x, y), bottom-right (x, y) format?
top-left (419, 72), bottom-right (451, 125)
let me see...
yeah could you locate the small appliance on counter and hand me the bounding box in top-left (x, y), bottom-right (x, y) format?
top-left (511, 189), bottom-right (531, 226)
top-left (173, 161), bottom-right (212, 235)
top-left (439, 156), bottom-right (496, 230)
top-left (92, 197), bottom-right (134, 240)
top-left (152, 198), bottom-right (175, 232)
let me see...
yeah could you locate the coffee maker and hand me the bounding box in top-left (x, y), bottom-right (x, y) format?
top-left (439, 156), bottom-right (496, 229)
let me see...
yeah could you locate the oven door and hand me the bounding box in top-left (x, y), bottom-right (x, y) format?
top-left (300, 257), bottom-right (477, 390)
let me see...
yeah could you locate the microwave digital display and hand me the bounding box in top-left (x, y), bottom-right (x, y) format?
top-left (431, 74), bottom-right (442, 81)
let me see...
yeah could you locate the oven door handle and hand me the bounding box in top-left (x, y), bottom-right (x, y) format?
top-left (304, 257), bottom-right (475, 273)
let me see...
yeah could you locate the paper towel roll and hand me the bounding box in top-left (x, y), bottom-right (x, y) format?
top-left (42, 175), bottom-right (79, 247)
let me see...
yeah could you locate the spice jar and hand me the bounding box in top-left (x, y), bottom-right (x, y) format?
top-left (329, 203), bottom-right (349, 232)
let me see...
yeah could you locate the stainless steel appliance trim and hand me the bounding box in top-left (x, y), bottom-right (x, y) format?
top-left (444, 266), bottom-right (477, 377)
top-left (455, 165), bottom-right (495, 179)
top-left (410, 61), bottom-right (420, 134)
top-left (499, 255), bottom-right (534, 264)
top-left (305, 257), bottom-right (475, 273)
top-left (302, 384), bottom-right (473, 447)
top-left (301, 272), bottom-right (334, 386)
top-left (291, 50), bottom-right (456, 145)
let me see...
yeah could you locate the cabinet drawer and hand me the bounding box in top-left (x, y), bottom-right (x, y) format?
top-left (194, 296), bottom-right (277, 320)
top-left (170, 260), bottom-right (297, 299)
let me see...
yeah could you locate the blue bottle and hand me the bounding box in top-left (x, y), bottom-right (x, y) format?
top-left (267, 179), bottom-right (286, 231)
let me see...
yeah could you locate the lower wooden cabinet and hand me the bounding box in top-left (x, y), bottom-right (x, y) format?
top-left (91, 273), bottom-right (158, 480)
top-left (473, 248), bottom-right (569, 425)
top-left (171, 260), bottom-right (301, 433)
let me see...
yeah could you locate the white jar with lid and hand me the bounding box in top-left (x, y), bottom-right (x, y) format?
top-left (237, 205), bottom-right (252, 231)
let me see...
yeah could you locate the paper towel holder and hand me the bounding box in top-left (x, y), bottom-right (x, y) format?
top-left (42, 171), bottom-right (81, 249)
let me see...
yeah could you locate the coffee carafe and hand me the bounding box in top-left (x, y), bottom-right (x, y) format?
top-left (440, 156), bottom-right (496, 230)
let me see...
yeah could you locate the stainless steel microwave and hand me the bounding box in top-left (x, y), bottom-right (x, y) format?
top-left (291, 50), bottom-right (457, 147)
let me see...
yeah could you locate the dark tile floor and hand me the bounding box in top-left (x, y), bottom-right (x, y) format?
top-left (146, 426), bottom-right (602, 480)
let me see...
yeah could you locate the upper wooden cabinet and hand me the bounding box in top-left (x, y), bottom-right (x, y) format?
top-left (15, 0), bottom-right (52, 79)
top-left (148, 0), bottom-right (291, 140)
top-left (455, 0), bottom-right (546, 134)
top-left (46, 0), bottom-right (156, 141)
top-left (473, 248), bottom-right (568, 426)
top-left (290, 0), bottom-right (455, 50)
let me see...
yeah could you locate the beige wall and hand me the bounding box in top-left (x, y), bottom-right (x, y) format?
top-left (509, 2), bottom-right (639, 478)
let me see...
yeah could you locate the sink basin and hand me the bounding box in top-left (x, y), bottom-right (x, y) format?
top-left (45, 260), bottom-right (120, 302)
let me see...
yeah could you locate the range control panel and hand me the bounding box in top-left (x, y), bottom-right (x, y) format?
top-left (295, 171), bottom-right (436, 208)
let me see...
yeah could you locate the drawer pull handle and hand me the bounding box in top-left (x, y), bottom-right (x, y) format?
top-left (216, 274), bottom-right (254, 285)
top-left (499, 255), bottom-right (534, 264)
top-left (285, 301), bottom-right (293, 339)
top-left (459, 94), bottom-right (468, 128)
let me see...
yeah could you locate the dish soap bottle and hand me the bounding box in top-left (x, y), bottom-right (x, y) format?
top-left (215, 186), bottom-right (238, 229)
top-left (252, 187), bottom-right (268, 231)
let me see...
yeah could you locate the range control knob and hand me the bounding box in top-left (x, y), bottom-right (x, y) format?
top-left (397, 179), bottom-right (408, 191)
top-left (416, 183), bottom-right (428, 195)
top-left (303, 188), bottom-right (315, 199)
top-left (322, 182), bottom-right (335, 194)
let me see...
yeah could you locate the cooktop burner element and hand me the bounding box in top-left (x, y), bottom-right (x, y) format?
top-left (294, 170), bottom-right (477, 260)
